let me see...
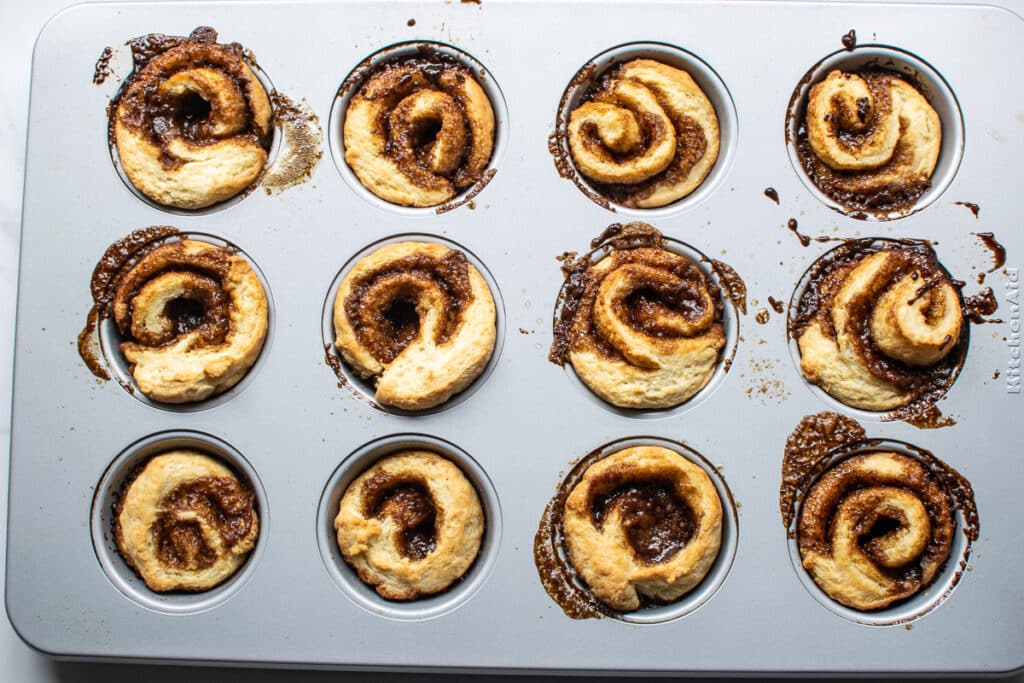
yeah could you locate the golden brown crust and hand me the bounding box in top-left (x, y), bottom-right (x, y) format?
top-left (568, 59), bottom-right (719, 208)
top-left (797, 451), bottom-right (954, 611)
top-left (334, 451), bottom-right (484, 600)
top-left (333, 241), bottom-right (496, 410)
top-left (799, 70), bottom-right (941, 213)
top-left (796, 244), bottom-right (963, 411)
top-left (563, 446), bottom-right (722, 611)
top-left (113, 29), bottom-right (272, 209)
top-left (561, 243), bottom-right (725, 409)
top-left (343, 56), bottom-right (495, 207)
top-left (114, 450), bottom-right (259, 592)
top-left (112, 239), bottom-right (268, 403)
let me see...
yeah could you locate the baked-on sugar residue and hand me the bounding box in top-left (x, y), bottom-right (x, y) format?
top-left (77, 226), bottom-right (182, 383)
top-left (93, 47), bottom-right (114, 85)
top-left (263, 92), bottom-right (323, 195)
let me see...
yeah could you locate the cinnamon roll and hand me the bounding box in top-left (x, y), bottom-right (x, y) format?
top-left (333, 241), bottom-right (496, 410)
top-left (112, 27), bottom-right (273, 209)
top-left (562, 446), bottom-right (722, 612)
top-left (114, 450), bottom-right (259, 592)
top-left (551, 223), bottom-right (726, 409)
top-left (797, 70), bottom-right (941, 214)
top-left (82, 228), bottom-right (269, 403)
top-left (334, 451), bottom-right (484, 600)
top-left (343, 52), bottom-right (495, 207)
top-left (798, 451), bottom-right (956, 611)
top-left (781, 413), bottom-right (979, 613)
top-left (793, 240), bottom-right (965, 412)
top-left (566, 59), bottom-right (719, 208)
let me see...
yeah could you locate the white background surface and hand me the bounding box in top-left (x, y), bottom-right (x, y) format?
top-left (2, 1), bottom-right (1021, 681)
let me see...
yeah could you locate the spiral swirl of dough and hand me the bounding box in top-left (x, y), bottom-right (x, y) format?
top-left (797, 243), bottom-right (963, 411)
top-left (798, 451), bottom-right (954, 611)
top-left (558, 243), bottom-right (725, 409)
top-left (113, 28), bottom-right (273, 209)
top-left (567, 59), bottom-right (719, 208)
top-left (563, 446), bottom-right (722, 611)
top-left (333, 241), bottom-right (496, 410)
top-left (334, 451), bottom-right (484, 600)
top-left (114, 451), bottom-right (259, 592)
top-left (800, 70), bottom-right (941, 212)
top-left (112, 239), bottom-right (268, 403)
top-left (343, 56), bottom-right (495, 207)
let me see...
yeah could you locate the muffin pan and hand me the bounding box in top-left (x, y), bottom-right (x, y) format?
top-left (7, 0), bottom-right (1024, 675)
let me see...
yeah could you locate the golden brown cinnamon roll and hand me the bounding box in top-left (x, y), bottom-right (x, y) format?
top-left (114, 450), bottom-right (259, 592)
top-left (333, 241), bottom-right (496, 410)
top-left (793, 240), bottom-right (965, 412)
top-left (112, 27), bottom-right (273, 209)
top-left (562, 446), bottom-right (722, 611)
top-left (781, 413), bottom-right (978, 614)
top-left (798, 451), bottom-right (955, 611)
top-left (81, 228), bottom-right (268, 403)
top-left (343, 52), bottom-right (495, 207)
top-left (566, 59), bottom-right (719, 208)
top-left (334, 451), bottom-right (484, 600)
top-left (797, 70), bottom-right (941, 213)
top-left (551, 223), bottom-right (726, 409)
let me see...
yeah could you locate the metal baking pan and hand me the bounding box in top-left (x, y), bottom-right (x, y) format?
top-left (7, 0), bottom-right (1023, 675)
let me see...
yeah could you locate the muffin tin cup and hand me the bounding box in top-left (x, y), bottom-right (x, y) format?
top-left (328, 40), bottom-right (510, 216)
top-left (784, 237), bottom-right (969, 423)
top-left (94, 231), bottom-right (277, 413)
top-left (553, 234), bottom-right (740, 420)
top-left (785, 438), bottom-right (974, 627)
top-left (553, 41), bottom-right (738, 218)
top-left (784, 44), bottom-right (965, 220)
top-left (320, 232), bottom-right (506, 415)
top-left (555, 435), bottom-right (739, 625)
top-left (107, 56), bottom-right (284, 216)
top-left (90, 430), bottom-right (269, 615)
top-left (8, 0), bottom-right (1024, 675)
top-left (315, 433), bottom-right (503, 621)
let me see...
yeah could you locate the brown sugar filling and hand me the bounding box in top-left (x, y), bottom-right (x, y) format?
top-left (149, 475), bottom-right (256, 572)
top-left (590, 476), bottom-right (695, 565)
top-left (344, 250), bottom-right (473, 364)
top-left (79, 226), bottom-right (182, 380)
top-left (361, 474), bottom-right (438, 560)
top-left (112, 241), bottom-right (236, 348)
